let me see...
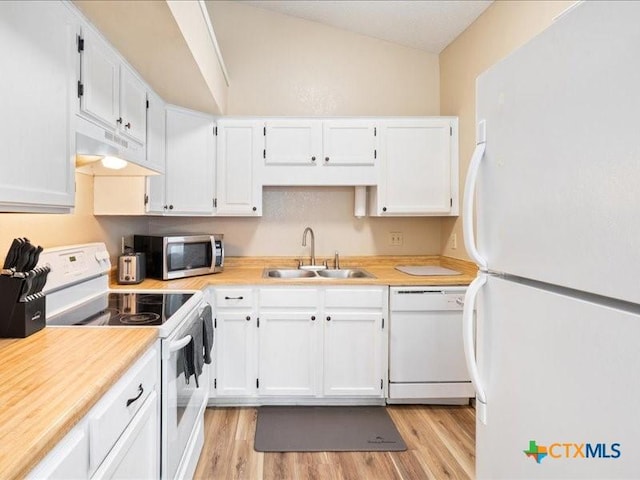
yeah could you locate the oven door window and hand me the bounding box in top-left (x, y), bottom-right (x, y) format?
top-left (166, 242), bottom-right (212, 272)
top-left (164, 324), bottom-right (209, 479)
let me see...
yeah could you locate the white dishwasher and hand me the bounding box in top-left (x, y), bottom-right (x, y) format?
top-left (388, 286), bottom-right (474, 404)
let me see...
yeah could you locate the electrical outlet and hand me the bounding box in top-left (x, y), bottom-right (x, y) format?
top-left (450, 233), bottom-right (457, 250)
top-left (389, 232), bottom-right (403, 246)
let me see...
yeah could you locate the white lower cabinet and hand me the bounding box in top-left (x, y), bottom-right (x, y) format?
top-left (91, 392), bottom-right (158, 479)
top-left (214, 311), bottom-right (257, 397)
top-left (28, 342), bottom-right (160, 479)
top-left (323, 312), bottom-right (384, 397)
top-left (210, 286), bottom-right (387, 403)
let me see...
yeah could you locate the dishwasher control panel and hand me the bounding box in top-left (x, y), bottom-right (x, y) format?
top-left (391, 286), bottom-right (466, 311)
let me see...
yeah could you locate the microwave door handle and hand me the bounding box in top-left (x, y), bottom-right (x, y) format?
top-left (169, 335), bottom-right (192, 353)
top-left (210, 237), bottom-right (216, 267)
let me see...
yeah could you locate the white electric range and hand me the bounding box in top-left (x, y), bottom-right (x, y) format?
top-left (39, 243), bottom-right (210, 480)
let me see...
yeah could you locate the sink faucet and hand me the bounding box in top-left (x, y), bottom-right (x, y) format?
top-left (301, 227), bottom-right (316, 266)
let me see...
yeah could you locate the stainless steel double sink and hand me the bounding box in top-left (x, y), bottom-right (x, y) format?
top-left (262, 268), bottom-right (375, 279)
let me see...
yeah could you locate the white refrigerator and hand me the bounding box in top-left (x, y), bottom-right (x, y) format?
top-left (462, 2), bottom-right (640, 478)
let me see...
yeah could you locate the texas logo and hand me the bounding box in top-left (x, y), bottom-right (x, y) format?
top-left (524, 440), bottom-right (621, 463)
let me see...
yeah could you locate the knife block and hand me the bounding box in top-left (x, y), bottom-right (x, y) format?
top-left (0, 276), bottom-right (46, 338)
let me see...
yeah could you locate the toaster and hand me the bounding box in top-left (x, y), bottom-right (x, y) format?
top-left (118, 252), bottom-right (146, 284)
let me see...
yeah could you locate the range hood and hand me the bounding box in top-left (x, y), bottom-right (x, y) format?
top-left (75, 116), bottom-right (161, 176)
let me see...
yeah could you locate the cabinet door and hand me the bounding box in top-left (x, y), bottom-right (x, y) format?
top-left (322, 120), bottom-right (376, 166)
top-left (146, 91), bottom-right (166, 214)
top-left (119, 65), bottom-right (147, 144)
top-left (27, 426), bottom-right (89, 479)
top-left (323, 312), bottom-right (384, 397)
top-left (146, 90), bottom-right (166, 173)
top-left (80, 26), bottom-right (119, 130)
top-left (258, 313), bottom-right (319, 396)
top-left (0, 1), bottom-right (76, 212)
top-left (215, 312), bottom-right (257, 397)
top-left (265, 120), bottom-right (322, 166)
top-left (215, 120), bottom-right (262, 216)
top-left (91, 391), bottom-right (159, 479)
top-left (165, 107), bottom-right (214, 214)
top-left (378, 119), bottom-right (456, 215)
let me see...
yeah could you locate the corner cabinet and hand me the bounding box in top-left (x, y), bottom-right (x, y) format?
top-left (369, 118), bottom-right (459, 216)
top-left (161, 106), bottom-right (215, 215)
top-left (215, 120), bottom-right (263, 216)
top-left (0, 1), bottom-right (76, 213)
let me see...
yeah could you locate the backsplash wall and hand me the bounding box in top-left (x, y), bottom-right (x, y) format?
top-left (148, 187), bottom-right (441, 257)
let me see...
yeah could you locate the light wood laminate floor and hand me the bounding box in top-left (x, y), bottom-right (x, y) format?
top-left (194, 405), bottom-right (475, 479)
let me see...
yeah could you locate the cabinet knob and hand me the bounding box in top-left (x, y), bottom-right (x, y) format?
top-left (325, 157), bottom-right (330, 162)
top-left (125, 122), bottom-right (131, 129)
top-left (252, 206), bottom-right (257, 212)
top-left (311, 156), bottom-right (316, 162)
top-left (163, 205), bottom-right (168, 210)
top-left (246, 316), bottom-right (251, 321)
top-left (116, 117), bottom-right (123, 124)
top-left (311, 316), bottom-right (316, 321)
top-left (326, 316), bottom-right (331, 321)
top-left (169, 205), bottom-right (174, 210)
top-left (382, 207), bottom-right (387, 212)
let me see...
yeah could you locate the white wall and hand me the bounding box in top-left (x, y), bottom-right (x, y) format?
top-left (146, 1), bottom-right (443, 257)
top-left (439, 0), bottom-right (576, 260)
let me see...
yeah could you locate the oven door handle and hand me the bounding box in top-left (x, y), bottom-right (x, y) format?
top-left (169, 335), bottom-right (192, 353)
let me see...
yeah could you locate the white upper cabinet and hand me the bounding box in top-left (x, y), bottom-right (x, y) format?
top-left (145, 90), bottom-right (167, 214)
top-left (215, 119), bottom-right (263, 216)
top-left (0, 1), bottom-right (77, 213)
top-left (79, 26), bottom-right (119, 130)
top-left (261, 118), bottom-right (378, 186)
top-left (163, 106), bottom-right (215, 215)
top-left (322, 120), bottom-right (376, 167)
top-left (119, 65), bottom-right (147, 144)
top-left (78, 25), bottom-right (147, 148)
top-left (264, 120), bottom-right (322, 166)
top-left (146, 90), bottom-right (166, 174)
top-left (371, 118), bottom-right (459, 216)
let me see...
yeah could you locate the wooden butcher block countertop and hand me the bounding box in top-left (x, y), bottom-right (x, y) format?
top-left (111, 255), bottom-right (478, 290)
top-left (0, 328), bottom-right (157, 479)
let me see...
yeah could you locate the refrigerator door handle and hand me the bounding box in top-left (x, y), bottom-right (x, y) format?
top-left (463, 273), bottom-right (488, 423)
top-left (462, 140), bottom-right (488, 270)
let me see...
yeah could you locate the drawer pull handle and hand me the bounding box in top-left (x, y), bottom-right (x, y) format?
top-left (326, 316), bottom-right (331, 321)
top-left (126, 384), bottom-right (144, 407)
top-left (224, 296), bottom-right (244, 300)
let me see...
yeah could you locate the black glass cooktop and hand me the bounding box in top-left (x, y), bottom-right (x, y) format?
top-left (48, 292), bottom-right (194, 326)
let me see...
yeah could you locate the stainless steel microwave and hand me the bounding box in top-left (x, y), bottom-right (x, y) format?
top-left (133, 234), bottom-right (224, 280)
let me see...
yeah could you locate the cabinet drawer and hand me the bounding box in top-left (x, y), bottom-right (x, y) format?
top-left (214, 288), bottom-right (254, 308)
top-left (259, 288), bottom-right (319, 308)
top-left (324, 288), bottom-right (384, 309)
top-left (89, 345), bottom-right (158, 473)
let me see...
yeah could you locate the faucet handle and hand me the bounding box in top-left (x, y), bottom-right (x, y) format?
top-left (334, 251), bottom-right (340, 270)
top-left (297, 258), bottom-right (303, 269)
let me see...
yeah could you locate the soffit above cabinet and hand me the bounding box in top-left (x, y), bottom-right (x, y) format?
top-left (73, 0), bottom-right (227, 114)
